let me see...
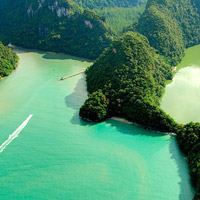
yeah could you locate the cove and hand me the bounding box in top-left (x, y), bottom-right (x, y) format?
top-left (0, 47), bottom-right (194, 199)
top-left (161, 45), bottom-right (200, 124)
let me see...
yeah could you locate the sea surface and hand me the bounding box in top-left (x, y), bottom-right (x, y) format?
top-left (0, 47), bottom-right (194, 199)
top-left (161, 45), bottom-right (200, 124)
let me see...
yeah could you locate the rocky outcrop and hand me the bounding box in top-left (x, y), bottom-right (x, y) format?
top-left (27, 0), bottom-right (72, 17)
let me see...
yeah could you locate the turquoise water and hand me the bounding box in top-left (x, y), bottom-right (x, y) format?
top-left (0, 47), bottom-right (194, 199)
top-left (161, 45), bottom-right (200, 124)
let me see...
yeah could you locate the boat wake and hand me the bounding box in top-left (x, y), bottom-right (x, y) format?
top-left (0, 114), bottom-right (33, 154)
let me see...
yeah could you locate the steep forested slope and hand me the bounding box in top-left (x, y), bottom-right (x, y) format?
top-left (0, 0), bottom-right (113, 59)
top-left (80, 32), bottom-right (177, 131)
top-left (0, 43), bottom-right (19, 78)
top-left (73, 0), bottom-right (147, 9)
top-left (136, 0), bottom-right (200, 65)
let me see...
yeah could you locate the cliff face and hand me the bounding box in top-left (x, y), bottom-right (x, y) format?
top-left (25, 0), bottom-right (80, 17)
top-left (0, 0), bottom-right (113, 59)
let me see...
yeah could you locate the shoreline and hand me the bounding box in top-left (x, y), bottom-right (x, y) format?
top-left (110, 117), bottom-right (176, 136)
top-left (8, 44), bottom-right (93, 63)
top-left (110, 117), bottom-right (133, 125)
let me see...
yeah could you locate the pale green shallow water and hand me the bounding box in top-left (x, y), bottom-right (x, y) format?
top-left (0, 47), bottom-right (194, 200)
top-left (161, 45), bottom-right (200, 124)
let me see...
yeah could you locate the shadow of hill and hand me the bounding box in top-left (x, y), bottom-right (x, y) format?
top-left (12, 45), bottom-right (92, 62)
top-left (42, 53), bottom-right (92, 62)
top-left (169, 138), bottom-right (195, 200)
top-left (105, 118), bottom-right (166, 138)
top-left (65, 75), bottom-right (96, 127)
top-left (106, 119), bottom-right (195, 199)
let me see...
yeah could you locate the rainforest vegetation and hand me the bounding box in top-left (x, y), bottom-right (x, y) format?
top-left (80, 91), bottom-right (108, 121)
top-left (0, 0), bottom-right (147, 57)
top-left (136, 0), bottom-right (200, 65)
top-left (73, 0), bottom-right (147, 33)
top-left (0, 0), bottom-right (113, 59)
top-left (0, 42), bottom-right (18, 79)
top-left (73, 0), bottom-right (147, 9)
top-left (95, 6), bottom-right (145, 34)
top-left (81, 32), bottom-right (177, 131)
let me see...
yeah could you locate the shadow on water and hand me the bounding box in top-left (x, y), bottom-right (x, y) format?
top-left (105, 119), bottom-right (165, 138)
top-left (12, 45), bottom-right (92, 62)
top-left (105, 120), bottom-right (195, 199)
top-left (42, 53), bottom-right (92, 62)
top-left (169, 138), bottom-right (195, 200)
top-left (65, 75), bottom-right (96, 127)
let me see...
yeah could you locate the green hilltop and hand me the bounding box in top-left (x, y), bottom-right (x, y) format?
top-left (73, 0), bottom-right (147, 34)
top-left (80, 31), bottom-right (176, 130)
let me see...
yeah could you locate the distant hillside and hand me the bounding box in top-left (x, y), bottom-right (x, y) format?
top-left (95, 6), bottom-right (145, 34)
top-left (136, 0), bottom-right (200, 65)
top-left (0, 0), bottom-right (113, 59)
top-left (73, 0), bottom-right (147, 9)
top-left (0, 43), bottom-right (19, 78)
top-left (73, 0), bottom-right (147, 34)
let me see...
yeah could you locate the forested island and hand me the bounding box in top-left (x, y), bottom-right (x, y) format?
top-left (0, 0), bottom-right (200, 199)
top-left (0, 42), bottom-right (19, 79)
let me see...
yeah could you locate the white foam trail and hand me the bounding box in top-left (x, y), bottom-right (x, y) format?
top-left (0, 114), bottom-right (33, 154)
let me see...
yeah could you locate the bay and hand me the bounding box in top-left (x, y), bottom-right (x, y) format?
top-left (0, 47), bottom-right (194, 200)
